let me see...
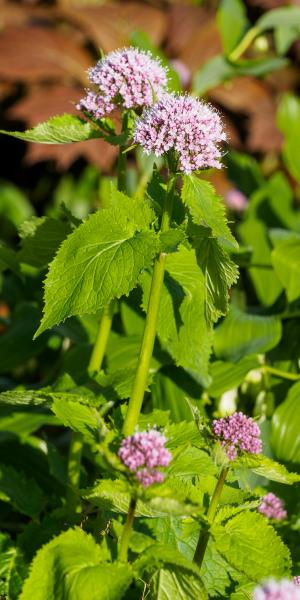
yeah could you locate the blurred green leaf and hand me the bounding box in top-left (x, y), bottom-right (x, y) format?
top-left (0, 464), bottom-right (46, 517)
top-left (256, 6), bottom-right (300, 32)
top-left (271, 381), bottom-right (300, 464)
top-left (0, 181), bottom-right (34, 228)
top-left (217, 0), bottom-right (248, 55)
top-left (214, 307), bottom-right (282, 362)
top-left (277, 94), bottom-right (300, 184)
top-left (193, 55), bottom-right (288, 95)
top-left (0, 244), bottom-right (22, 278)
top-left (208, 356), bottom-right (259, 397)
top-left (238, 218), bottom-right (282, 306)
top-left (271, 239), bottom-right (300, 302)
top-left (0, 303), bottom-right (49, 373)
top-left (19, 217), bottom-right (72, 269)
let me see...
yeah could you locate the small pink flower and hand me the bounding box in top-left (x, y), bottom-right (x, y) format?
top-left (77, 47), bottom-right (168, 119)
top-left (253, 579), bottom-right (300, 599)
top-left (225, 189), bottom-right (248, 212)
top-left (294, 577), bottom-right (300, 587)
top-left (118, 429), bottom-right (172, 488)
top-left (212, 412), bottom-right (262, 460)
top-left (258, 493), bottom-right (287, 521)
top-left (134, 92), bottom-right (226, 173)
top-left (170, 59), bottom-right (191, 88)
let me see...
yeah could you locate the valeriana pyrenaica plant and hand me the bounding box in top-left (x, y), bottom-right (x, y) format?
top-left (1, 46), bottom-right (300, 600)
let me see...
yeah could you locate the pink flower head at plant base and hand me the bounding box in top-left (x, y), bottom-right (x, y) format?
top-left (253, 579), bottom-right (300, 599)
top-left (77, 47), bottom-right (168, 119)
top-left (212, 411), bottom-right (262, 461)
top-left (118, 429), bottom-right (172, 488)
top-left (258, 492), bottom-right (287, 521)
top-left (134, 92), bottom-right (226, 173)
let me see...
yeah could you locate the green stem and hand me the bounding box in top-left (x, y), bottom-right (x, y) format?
top-left (122, 176), bottom-right (176, 436)
top-left (193, 467), bottom-right (229, 567)
top-left (261, 365), bottom-right (300, 381)
top-left (66, 431), bottom-right (83, 515)
top-left (117, 112), bottom-right (128, 194)
top-left (88, 301), bottom-right (115, 373)
top-left (119, 496), bottom-right (137, 562)
top-left (229, 26), bottom-right (260, 62)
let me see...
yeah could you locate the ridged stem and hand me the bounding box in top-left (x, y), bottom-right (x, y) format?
top-left (118, 496), bottom-right (137, 562)
top-left (66, 431), bottom-right (83, 515)
top-left (122, 176), bottom-right (176, 436)
top-left (193, 467), bottom-right (229, 567)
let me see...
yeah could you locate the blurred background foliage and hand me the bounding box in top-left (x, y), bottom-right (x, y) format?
top-left (0, 0), bottom-right (300, 592)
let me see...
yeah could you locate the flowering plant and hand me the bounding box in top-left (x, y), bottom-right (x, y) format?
top-left (0, 40), bottom-right (300, 600)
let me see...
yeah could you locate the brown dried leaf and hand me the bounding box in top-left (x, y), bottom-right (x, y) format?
top-left (0, 25), bottom-right (91, 84)
top-left (8, 85), bottom-right (117, 170)
top-left (178, 17), bottom-right (222, 72)
top-left (208, 77), bottom-right (272, 115)
top-left (60, 2), bottom-right (167, 53)
top-left (247, 103), bottom-right (283, 153)
top-left (165, 3), bottom-right (211, 56)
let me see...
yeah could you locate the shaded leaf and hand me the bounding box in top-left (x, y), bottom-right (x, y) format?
top-left (214, 306), bottom-right (282, 362)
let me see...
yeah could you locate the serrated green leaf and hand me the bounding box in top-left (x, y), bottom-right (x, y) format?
top-left (35, 198), bottom-right (158, 336)
top-left (212, 511), bottom-right (291, 580)
top-left (165, 421), bottom-right (204, 450)
top-left (82, 479), bottom-right (197, 518)
top-left (271, 381), bottom-right (300, 463)
top-left (159, 229), bottom-right (186, 253)
top-left (20, 528), bottom-right (132, 600)
top-left (19, 217), bottom-right (72, 268)
top-left (238, 454), bottom-right (300, 484)
top-left (141, 246), bottom-right (213, 385)
top-left (169, 447), bottom-right (216, 480)
top-left (134, 544), bottom-right (207, 599)
top-left (0, 464), bottom-right (45, 517)
top-left (194, 234), bottom-right (239, 322)
top-left (214, 306), bottom-right (282, 362)
top-left (0, 114), bottom-right (103, 145)
top-left (271, 239), bottom-right (300, 302)
top-left (51, 398), bottom-right (103, 444)
top-left (0, 388), bottom-right (100, 408)
top-left (182, 175), bottom-right (237, 248)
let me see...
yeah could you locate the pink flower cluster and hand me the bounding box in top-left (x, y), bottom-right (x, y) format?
top-left (258, 493), bottom-right (287, 521)
top-left (294, 578), bottom-right (300, 587)
top-left (133, 93), bottom-right (226, 173)
top-left (212, 412), bottom-right (262, 460)
top-left (253, 579), bottom-right (300, 599)
top-left (118, 429), bottom-right (172, 488)
top-left (77, 48), bottom-right (168, 119)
